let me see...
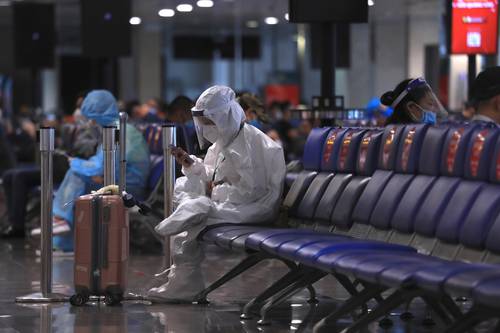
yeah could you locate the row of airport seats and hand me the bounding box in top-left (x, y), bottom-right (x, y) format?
top-left (197, 121), bottom-right (500, 332)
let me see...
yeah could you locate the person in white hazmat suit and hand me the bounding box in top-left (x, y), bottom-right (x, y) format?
top-left (148, 86), bottom-right (286, 302)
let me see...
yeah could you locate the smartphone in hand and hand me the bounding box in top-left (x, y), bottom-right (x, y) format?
top-left (169, 145), bottom-right (194, 166)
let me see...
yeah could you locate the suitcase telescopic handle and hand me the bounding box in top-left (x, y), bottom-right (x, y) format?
top-left (119, 112), bottom-right (127, 192)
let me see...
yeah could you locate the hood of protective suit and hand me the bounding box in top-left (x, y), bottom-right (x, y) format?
top-left (81, 90), bottom-right (119, 127)
top-left (192, 86), bottom-right (246, 149)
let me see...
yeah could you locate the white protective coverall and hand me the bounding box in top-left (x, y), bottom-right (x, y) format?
top-left (148, 86), bottom-right (286, 302)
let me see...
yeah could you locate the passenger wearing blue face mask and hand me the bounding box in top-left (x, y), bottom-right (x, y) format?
top-left (381, 78), bottom-right (447, 125)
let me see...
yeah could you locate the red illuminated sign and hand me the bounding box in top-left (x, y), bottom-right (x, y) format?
top-left (451, 0), bottom-right (499, 54)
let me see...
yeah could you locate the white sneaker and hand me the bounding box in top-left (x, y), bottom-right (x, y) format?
top-left (31, 219), bottom-right (71, 237)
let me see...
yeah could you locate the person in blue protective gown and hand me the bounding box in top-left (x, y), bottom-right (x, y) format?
top-left (31, 90), bottom-right (150, 252)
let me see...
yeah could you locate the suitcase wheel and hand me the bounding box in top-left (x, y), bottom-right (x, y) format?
top-left (70, 294), bottom-right (87, 306)
top-left (103, 293), bottom-right (122, 306)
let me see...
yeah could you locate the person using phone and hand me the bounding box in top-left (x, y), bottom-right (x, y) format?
top-left (149, 85), bottom-right (286, 302)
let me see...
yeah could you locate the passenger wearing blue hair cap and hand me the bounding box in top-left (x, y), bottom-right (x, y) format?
top-left (80, 90), bottom-right (120, 126)
top-left (31, 90), bottom-right (151, 252)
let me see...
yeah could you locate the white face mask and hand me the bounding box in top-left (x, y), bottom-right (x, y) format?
top-left (203, 125), bottom-right (219, 143)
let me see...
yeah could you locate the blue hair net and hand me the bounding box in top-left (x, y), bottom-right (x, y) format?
top-left (81, 90), bottom-right (119, 126)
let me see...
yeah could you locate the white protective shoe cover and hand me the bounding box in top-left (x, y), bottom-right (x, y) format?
top-left (147, 225), bottom-right (206, 302)
top-left (147, 264), bottom-right (205, 303)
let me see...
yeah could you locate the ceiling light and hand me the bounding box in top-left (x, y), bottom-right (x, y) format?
top-left (0, 1), bottom-right (10, 6)
top-left (265, 17), bottom-right (278, 25)
top-left (129, 17), bottom-right (141, 25)
top-left (158, 8), bottom-right (175, 17)
top-left (246, 20), bottom-right (259, 28)
top-left (284, 13), bottom-right (289, 21)
top-left (368, 0), bottom-right (375, 6)
top-left (197, 0), bottom-right (214, 8)
top-left (177, 4), bottom-right (193, 12)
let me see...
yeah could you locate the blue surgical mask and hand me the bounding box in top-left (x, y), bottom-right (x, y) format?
top-left (411, 104), bottom-right (437, 125)
top-left (421, 110), bottom-right (437, 125)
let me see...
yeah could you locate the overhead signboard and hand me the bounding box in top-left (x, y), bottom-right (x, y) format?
top-left (451, 0), bottom-right (499, 54)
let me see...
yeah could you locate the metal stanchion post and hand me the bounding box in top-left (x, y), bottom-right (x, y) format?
top-left (118, 113), bottom-right (127, 193)
top-left (103, 126), bottom-right (116, 187)
top-left (162, 125), bottom-right (176, 269)
top-left (40, 305), bottom-right (52, 333)
top-left (16, 127), bottom-right (68, 303)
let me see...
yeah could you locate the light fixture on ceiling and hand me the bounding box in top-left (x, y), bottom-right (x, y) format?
top-left (177, 4), bottom-right (193, 12)
top-left (284, 13), bottom-right (289, 21)
top-left (265, 17), bottom-right (278, 25)
top-left (368, 0), bottom-right (375, 6)
top-left (246, 20), bottom-right (259, 28)
top-left (159, 8), bottom-right (175, 17)
top-left (197, 0), bottom-right (214, 8)
top-left (129, 17), bottom-right (141, 25)
top-left (0, 1), bottom-right (10, 6)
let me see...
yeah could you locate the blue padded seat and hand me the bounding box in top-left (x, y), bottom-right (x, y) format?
top-left (410, 124), bottom-right (475, 240)
top-left (329, 129), bottom-right (384, 230)
top-left (441, 212), bottom-right (500, 297)
top-left (256, 128), bottom-right (417, 264)
top-left (294, 172), bottom-right (335, 226)
top-left (321, 128), bottom-right (350, 172)
top-left (313, 248), bottom-right (416, 274)
top-left (440, 123), bottom-right (482, 178)
top-left (363, 127), bottom-right (500, 291)
top-left (315, 124), bottom-right (492, 289)
top-left (313, 248), bottom-right (423, 281)
top-left (284, 240), bottom-right (415, 268)
top-left (444, 187), bottom-right (500, 303)
top-left (389, 126), bottom-right (448, 235)
top-left (314, 129), bottom-right (384, 232)
top-left (213, 226), bottom-right (274, 251)
top-left (349, 125), bottom-right (407, 227)
top-left (367, 125), bottom-right (429, 232)
top-left (313, 174), bottom-right (353, 231)
top-left (463, 126), bottom-right (500, 181)
top-left (251, 129), bottom-right (369, 254)
top-left (310, 125), bottom-right (436, 279)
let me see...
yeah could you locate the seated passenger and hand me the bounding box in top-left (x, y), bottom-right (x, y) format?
top-left (1, 97), bottom-right (101, 239)
top-left (470, 66), bottom-right (500, 124)
top-left (381, 78), bottom-right (446, 125)
top-left (237, 93), bottom-right (269, 131)
top-left (31, 90), bottom-right (150, 252)
top-left (148, 85), bottom-right (286, 302)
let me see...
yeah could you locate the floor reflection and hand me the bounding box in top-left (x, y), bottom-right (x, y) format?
top-left (0, 239), bottom-right (497, 332)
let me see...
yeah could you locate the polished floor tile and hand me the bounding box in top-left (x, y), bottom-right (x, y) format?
top-left (0, 239), bottom-right (497, 332)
